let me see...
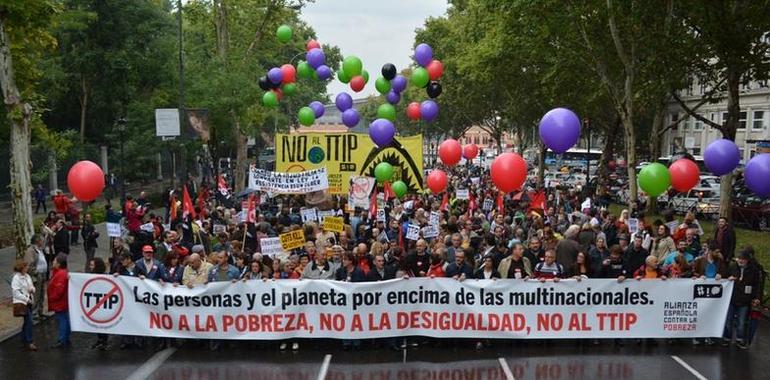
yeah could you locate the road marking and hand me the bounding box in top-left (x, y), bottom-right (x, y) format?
top-left (498, 357), bottom-right (515, 380)
top-left (317, 354), bottom-right (332, 380)
top-left (126, 347), bottom-right (177, 380)
top-left (671, 355), bottom-right (708, 380)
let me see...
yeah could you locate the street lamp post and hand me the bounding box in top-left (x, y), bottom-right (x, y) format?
top-left (584, 117), bottom-right (591, 193)
top-left (116, 117), bottom-right (127, 201)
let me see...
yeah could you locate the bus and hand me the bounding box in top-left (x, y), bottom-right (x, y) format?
top-left (544, 148), bottom-right (603, 166)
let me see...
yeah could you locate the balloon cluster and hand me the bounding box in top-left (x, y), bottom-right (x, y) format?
top-left (405, 43), bottom-right (442, 123)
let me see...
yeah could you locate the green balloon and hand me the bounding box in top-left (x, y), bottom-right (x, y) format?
top-left (377, 103), bottom-right (396, 122)
top-left (638, 162), bottom-right (671, 197)
top-left (362, 70), bottom-right (369, 83)
top-left (311, 70), bottom-right (319, 81)
top-left (276, 25), bottom-right (293, 43)
top-left (374, 162), bottom-right (394, 183)
top-left (342, 56), bottom-right (363, 78)
top-left (337, 68), bottom-right (350, 83)
top-left (262, 91), bottom-right (278, 107)
top-left (392, 180), bottom-right (407, 199)
top-left (282, 83), bottom-right (296, 96)
top-left (298, 106), bottom-right (315, 126)
top-left (297, 61), bottom-right (312, 79)
top-left (411, 67), bottom-right (429, 88)
top-left (375, 77), bottom-right (391, 94)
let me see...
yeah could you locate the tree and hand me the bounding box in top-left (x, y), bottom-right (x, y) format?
top-left (0, 0), bottom-right (58, 257)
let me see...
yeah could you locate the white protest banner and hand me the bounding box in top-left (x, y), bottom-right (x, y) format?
top-left (628, 218), bottom-right (639, 235)
top-left (140, 223), bottom-right (155, 233)
top-left (429, 211), bottom-right (440, 227)
top-left (248, 167), bottom-right (329, 194)
top-left (349, 176), bottom-right (376, 209)
top-left (300, 208), bottom-right (318, 224)
top-left (421, 224), bottom-right (439, 239)
top-left (406, 224), bottom-right (421, 240)
top-left (317, 210), bottom-right (336, 222)
top-left (483, 198), bottom-right (494, 211)
top-left (456, 189), bottom-right (469, 200)
top-left (69, 274), bottom-right (733, 340)
top-left (259, 237), bottom-right (284, 258)
top-left (106, 223), bottom-right (122, 238)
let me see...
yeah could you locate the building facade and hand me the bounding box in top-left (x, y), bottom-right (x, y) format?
top-left (664, 79), bottom-right (770, 162)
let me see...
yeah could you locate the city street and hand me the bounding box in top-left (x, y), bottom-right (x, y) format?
top-left (1, 319), bottom-right (768, 380)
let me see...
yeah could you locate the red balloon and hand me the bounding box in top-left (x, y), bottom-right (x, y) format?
top-left (438, 139), bottom-right (462, 166)
top-left (669, 159), bottom-right (701, 192)
top-left (463, 144), bottom-right (479, 160)
top-left (350, 75), bottom-right (365, 92)
top-left (406, 102), bottom-right (421, 121)
top-left (426, 170), bottom-right (448, 194)
top-left (426, 60), bottom-right (443, 81)
top-left (272, 88), bottom-right (283, 101)
top-left (306, 39), bottom-right (321, 51)
top-left (67, 160), bottom-right (105, 201)
top-left (280, 64), bottom-right (296, 83)
top-left (491, 153), bottom-right (527, 193)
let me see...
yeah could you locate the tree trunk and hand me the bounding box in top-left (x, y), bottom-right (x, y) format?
top-left (597, 115), bottom-right (620, 189)
top-left (537, 141), bottom-right (546, 190)
top-left (719, 67), bottom-right (740, 221)
top-left (646, 103), bottom-right (666, 215)
top-left (79, 75), bottom-right (89, 148)
top-left (234, 120), bottom-right (249, 192)
top-left (0, 17), bottom-right (35, 258)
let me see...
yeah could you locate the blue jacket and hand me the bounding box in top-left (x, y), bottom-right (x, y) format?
top-left (135, 259), bottom-right (167, 281)
top-left (208, 264), bottom-right (241, 282)
top-left (445, 262), bottom-right (474, 278)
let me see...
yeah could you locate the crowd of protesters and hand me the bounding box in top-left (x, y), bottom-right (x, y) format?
top-left (11, 165), bottom-right (766, 352)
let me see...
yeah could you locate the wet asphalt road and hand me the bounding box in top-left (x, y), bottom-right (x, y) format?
top-left (1, 317), bottom-right (768, 380)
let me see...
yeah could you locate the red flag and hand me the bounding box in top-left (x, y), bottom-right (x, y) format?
top-left (398, 223), bottom-right (405, 251)
top-left (217, 175), bottom-right (230, 197)
top-left (440, 192), bottom-right (449, 212)
top-left (383, 181), bottom-right (395, 200)
top-left (182, 185), bottom-right (196, 219)
top-left (497, 192), bottom-right (505, 217)
top-left (369, 188), bottom-right (378, 218)
top-left (528, 190), bottom-right (546, 212)
top-left (169, 195), bottom-right (178, 222)
top-left (196, 190), bottom-right (206, 219)
top-left (468, 192), bottom-right (476, 218)
top-left (247, 194), bottom-right (257, 223)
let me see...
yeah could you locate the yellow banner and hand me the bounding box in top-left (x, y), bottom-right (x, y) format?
top-left (321, 216), bottom-right (344, 233)
top-left (279, 230), bottom-right (306, 251)
top-left (275, 133), bottom-right (424, 194)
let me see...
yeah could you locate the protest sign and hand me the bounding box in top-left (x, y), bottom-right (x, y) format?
top-left (456, 189), bottom-right (469, 200)
top-left (322, 216), bottom-right (344, 233)
top-left (69, 274), bottom-right (733, 340)
top-left (106, 223), bottom-right (122, 238)
top-left (422, 224), bottom-right (439, 239)
top-left (300, 208), bottom-right (318, 224)
top-left (406, 224), bottom-right (421, 241)
top-left (318, 210), bottom-right (336, 222)
top-left (628, 218), bottom-right (639, 235)
top-left (140, 223), bottom-right (155, 233)
top-left (376, 209), bottom-right (386, 223)
top-left (276, 133), bottom-right (424, 194)
top-left (483, 199), bottom-right (494, 211)
top-left (259, 237), bottom-right (284, 258)
top-left (429, 211), bottom-right (440, 226)
top-left (279, 230), bottom-right (306, 250)
top-left (349, 176), bottom-right (376, 209)
top-left (213, 224), bottom-right (226, 234)
top-left (248, 167), bottom-right (329, 194)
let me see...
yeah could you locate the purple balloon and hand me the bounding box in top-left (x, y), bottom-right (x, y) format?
top-left (385, 90), bottom-right (401, 105)
top-left (704, 138), bottom-right (741, 176)
top-left (335, 92), bottom-right (353, 112)
top-left (420, 100), bottom-right (439, 122)
top-left (309, 101), bottom-right (325, 118)
top-left (538, 108), bottom-right (581, 154)
top-left (267, 67), bottom-right (283, 84)
top-left (391, 75), bottom-right (407, 93)
top-left (745, 153), bottom-right (770, 198)
top-left (414, 43), bottom-right (433, 67)
top-left (316, 65), bottom-right (332, 80)
top-left (341, 108), bottom-right (360, 128)
top-left (369, 118), bottom-right (396, 147)
top-left (306, 48), bottom-right (325, 69)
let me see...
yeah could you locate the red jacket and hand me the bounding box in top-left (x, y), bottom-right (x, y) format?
top-left (126, 207), bottom-right (145, 233)
top-left (47, 268), bottom-right (69, 312)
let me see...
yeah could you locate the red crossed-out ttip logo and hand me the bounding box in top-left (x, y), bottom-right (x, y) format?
top-left (79, 277), bottom-right (124, 324)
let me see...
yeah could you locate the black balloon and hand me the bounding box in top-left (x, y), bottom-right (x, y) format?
top-left (426, 81), bottom-right (442, 98)
top-left (381, 63), bottom-right (397, 80)
top-left (258, 76), bottom-right (272, 91)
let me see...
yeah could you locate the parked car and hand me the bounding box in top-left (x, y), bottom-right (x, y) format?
top-left (699, 175), bottom-right (721, 190)
top-left (669, 188), bottom-right (720, 218)
top-left (732, 194), bottom-right (770, 231)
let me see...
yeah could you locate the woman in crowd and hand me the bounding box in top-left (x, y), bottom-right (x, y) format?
top-left (47, 254), bottom-right (70, 348)
top-left (652, 224), bottom-right (676, 260)
top-left (474, 255), bottom-right (500, 279)
top-left (12, 259), bottom-right (37, 351)
top-left (569, 251), bottom-right (593, 279)
top-left (164, 251), bottom-right (185, 284)
top-left (88, 257), bottom-right (110, 349)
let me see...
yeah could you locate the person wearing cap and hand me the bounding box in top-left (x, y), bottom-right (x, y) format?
top-left (617, 233), bottom-right (630, 251)
top-left (135, 245), bottom-right (167, 282)
top-left (723, 249), bottom-right (762, 349)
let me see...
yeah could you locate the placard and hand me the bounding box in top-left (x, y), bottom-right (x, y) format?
top-left (248, 167), bottom-right (329, 194)
top-left (376, 209), bottom-right (386, 223)
top-left (430, 211), bottom-right (440, 226)
top-left (628, 218), bottom-right (639, 235)
top-left (318, 210), bottom-right (336, 222)
top-left (483, 199), bottom-right (494, 211)
top-left (349, 176), bottom-right (376, 209)
top-left (140, 223), bottom-right (155, 233)
top-left (260, 237), bottom-right (284, 258)
top-left (422, 224), bottom-right (439, 239)
top-left (279, 230), bottom-right (306, 251)
top-left (406, 224), bottom-right (421, 241)
top-left (322, 216), bottom-right (344, 233)
top-left (106, 222), bottom-right (122, 238)
top-left (300, 208), bottom-right (318, 224)
top-left (456, 189), bottom-right (469, 200)
top-left (213, 224), bottom-right (226, 234)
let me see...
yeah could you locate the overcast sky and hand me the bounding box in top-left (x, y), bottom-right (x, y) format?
top-left (300, 0), bottom-right (448, 100)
